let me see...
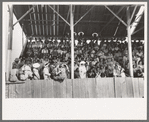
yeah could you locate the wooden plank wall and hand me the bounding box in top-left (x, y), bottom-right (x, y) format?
top-left (5, 78), bottom-right (144, 98)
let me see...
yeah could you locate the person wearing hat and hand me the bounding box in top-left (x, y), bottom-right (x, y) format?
top-left (12, 58), bottom-right (20, 69)
top-left (42, 61), bottom-right (51, 80)
top-left (78, 61), bottom-right (87, 79)
top-left (19, 58), bottom-right (33, 80)
top-left (113, 62), bottom-right (121, 77)
top-left (40, 44), bottom-right (49, 58)
top-left (26, 48), bottom-right (33, 57)
top-left (95, 66), bottom-right (101, 78)
top-left (32, 62), bottom-right (41, 80)
top-left (32, 41), bottom-right (36, 49)
top-left (87, 65), bottom-right (96, 78)
top-left (33, 47), bottom-right (39, 57)
top-left (59, 63), bottom-right (69, 79)
top-left (10, 58), bottom-right (20, 82)
top-left (50, 62), bottom-right (63, 81)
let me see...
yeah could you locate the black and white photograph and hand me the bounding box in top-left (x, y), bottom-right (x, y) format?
top-left (2, 1), bottom-right (147, 120)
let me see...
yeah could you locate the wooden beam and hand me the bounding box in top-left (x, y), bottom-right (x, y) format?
top-left (22, 23), bottom-right (24, 48)
top-left (57, 5), bottom-right (59, 36)
top-left (105, 5), bottom-right (127, 27)
top-left (6, 4), bottom-right (13, 81)
top-left (130, 6), bottom-right (144, 34)
top-left (74, 6), bottom-right (94, 26)
top-left (63, 7), bottom-right (70, 35)
top-left (48, 5), bottom-right (70, 26)
top-left (100, 6), bottom-right (125, 34)
top-left (126, 7), bottom-right (133, 77)
top-left (49, 5), bottom-right (52, 36)
top-left (13, 5), bottom-right (36, 27)
top-left (37, 5), bottom-right (41, 35)
top-left (41, 5), bottom-right (45, 36)
top-left (113, 21), bottom-right (121, 36)
top-left (132, 27), bottom-right (144, 35)
top-left (45, 5), bottom-right (49, 36)
top-left (53, 5), bottom-right (56, 37)
top-left (28, 6), bottom-right (34, 35)
top-left (33, 6), bottom-right (38, 35)
top-left (130, 5), bottom-right (138, 24)
top-left (70, 5), bottom-right (74, 79)
top-left (8, 5), bottom-right (13, 49)
top-left (27, 35), bottom-right (143, 40)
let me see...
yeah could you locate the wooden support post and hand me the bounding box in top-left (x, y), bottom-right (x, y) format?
top-left (37, 5), bottom-right (41, 35)
top-left (126, 7), bottom-right (133, 77)
top-left (7, 4), bottom-right (13, 81)
top-left (70, 5), bottom-right (74, 79)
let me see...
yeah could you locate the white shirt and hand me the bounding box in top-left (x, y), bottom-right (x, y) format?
top-left (79, 65), bottom-right (87, 79)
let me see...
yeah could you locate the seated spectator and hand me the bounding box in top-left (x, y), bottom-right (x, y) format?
top-left (43, 62), bottom-right (51, 80)
top-left (32, 63), bottom-right (40, 80)
top-left (78, 61), bottom-right (87, 79)
top-left (19, 58), bottom-right (33, 81)
top-left (113, 63), bottom-right (121, 77)
top-left (10, 58), bottom-right (20, 82)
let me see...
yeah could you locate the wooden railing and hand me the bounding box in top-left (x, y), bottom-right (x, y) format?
top-left (5, 77), bottom-right (144, 98)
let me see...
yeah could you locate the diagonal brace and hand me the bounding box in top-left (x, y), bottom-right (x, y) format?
top-left (100, 6), bottom-right (125, 34)
top-left (130, 5), bottom-right (138, 24)
top-left (63, 8), bottom-right (70, 35)
top-left (48, 5), bottom-right (70, 26)
top-left (105, 5), bottom-right (127, 27)
top-left (132, 27), bottom-right (144, 35)
top-left (74, 6), bottom-right (94, 26)
top-left (13, 5), bottom-right (36, 27)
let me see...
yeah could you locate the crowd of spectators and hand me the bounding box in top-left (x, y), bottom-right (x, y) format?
top-left (10, 38), bottom-right (71, 82)
top-left (9, 37), bottom-right (144, 82)
top-left (74, 38), bottom-right (144, 79)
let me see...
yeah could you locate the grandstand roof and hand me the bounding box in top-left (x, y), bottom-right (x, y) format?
top-left (13, 4), bottom-right (144, 39)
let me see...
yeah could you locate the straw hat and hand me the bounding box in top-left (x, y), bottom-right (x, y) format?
top-left (79, 61), bottom-right (86, 65)
top-left (33, 63), bottom-right (40, 68)
top-left (15, 58), bottom-right (19, 62)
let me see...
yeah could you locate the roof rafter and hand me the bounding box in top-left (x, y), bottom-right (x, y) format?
top-left (45, 5), bottom-right (48, 36)
top-left (28, 6), bottom-right (34, 35)
top-left (41, 5), bottom-right (45, 36)
top-left (37, 5), bottom-right (42, 35)
top-left (33, 6), bottom-right (38, 35)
